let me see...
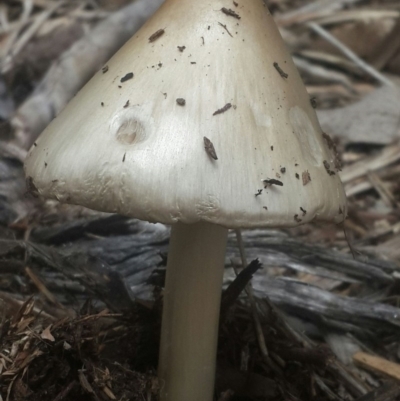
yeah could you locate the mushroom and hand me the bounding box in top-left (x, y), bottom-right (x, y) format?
top-left (24, 1), bottom-right (347, 401)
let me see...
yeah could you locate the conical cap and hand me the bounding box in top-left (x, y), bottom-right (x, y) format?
top-left (25, 0), bottom-right (347, 228)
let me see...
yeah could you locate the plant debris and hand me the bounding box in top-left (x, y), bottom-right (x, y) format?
top-left (218, 22), bottom-right (233, 37)
top-left (322, 132), bottom-right (342, 171)
top-left (0, 298), bottom-right (159, 401)
top-left (3, 1), bottom-right (400, 400)
top-left (204, 136), bottom-right (218, 160)
top-left (273, 62), bottom-right (288, 78)
top-left (148, 28), bottom-right (165, 42)
top-left (213, 103), bottom-right (232, 116)
top-left (302, 170), bottom-right (311, 185)
top-left (221, 7), bottom-right (241, 19)
top-left (263, 178), bottom-right (283, 187)
top-left (323, 160), bottom-right (336, 176)
top-left (26, 176), bottom-right (39, 197)
top-left (120, 72), bottom-right (134, 83)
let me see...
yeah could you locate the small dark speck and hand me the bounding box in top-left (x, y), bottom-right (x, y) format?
top-left (295, 173), bottom-right (300, 179)
top-left (176, 98), bottom-right (186, 106)
top-left (263, 206), bottom-right (268, 211)
top-left (300, 207), bottom-right (307, 216)
top-left (294, 214), bottom-right (302, 223)
top-left (158, 62), bottom-right (162, 68)
top-left (208, 25), bottom-right (211, 30)
top-left (255, 189), bottom-right (262, 197)
top-left (123, 100), bottom-right (130, 108)
top-left (310, 97), bottom-right (317, 108)
top-left (295, 163), bottom-right (299, 166)
top-left (178, 46), bottom-right (186, 52)
top-left (102, 65), bottom-right (108, 73)
top-left (33, 143), bottom-right (37, 147)
top-left (191, 62), bottom-right (196, 64)
top-left (323, 160), bottom-right (336, 176)
top-left (118, 85), bottom-right (122, 88)
top-left (233, 1), bottom-right (238, 5)
top-left (120, 72), bottom-right (134, 83)
top-left (280, 167), bottom-right (286, 174)
top-left (101, 102), bottom-right (104, 106)
top-left (123, 153), bottom-right (126, 162)
top-left (271, 146), bottom-right (274, 151)
top-left (44, 162), bottom-right (47, 167)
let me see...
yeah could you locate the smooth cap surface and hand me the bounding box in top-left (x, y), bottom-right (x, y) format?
top-left (25, 0), bottom-right (347, 228)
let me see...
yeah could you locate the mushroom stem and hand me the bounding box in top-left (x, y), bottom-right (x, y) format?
top-left (159, 222), bottom-right (228, 401)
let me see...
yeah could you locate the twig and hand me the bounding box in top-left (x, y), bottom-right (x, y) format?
top-left (355, 382), bottom-right (400, 401)
top-left (218, 22), bottom-right (233, 37)
top-left (341, 144), bottom-right (400, 184)
top-left (340, 222), bottom-right (357, 259)
top-left (313, 374), bottom-right (343, 401)
top-left (53, 381), bottom-right (78, 401)
top-left (354, 352), bottom-right (400, 381)
top-left (367, 171), bottom-right (399, 209)
top-left (276, 0), bottom-right (371, 27)
top-left (307, 22), bottom-right (394, 87)
top-left (220, 259), bottom-right (262, 319)
top-left (1, 2), bottom-right (65, 73)
top-left (25, 266), bottom-right (64, 308)
top-left (234, 229), bottom-right (283, 376)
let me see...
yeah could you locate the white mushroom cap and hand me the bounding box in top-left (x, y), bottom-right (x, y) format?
top-left (24, 0), bottom-right (347, 228)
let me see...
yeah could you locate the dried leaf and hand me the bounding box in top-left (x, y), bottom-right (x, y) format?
top-left (40, 325), bottom-right (55, 342)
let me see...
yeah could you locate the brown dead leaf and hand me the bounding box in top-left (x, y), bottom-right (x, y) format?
top-left (40, 325), bottom-right (55, 342)
top-left (16, 317), bottom-right (35, 333)
top-left (12, 349), bottom-right (43, 372)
